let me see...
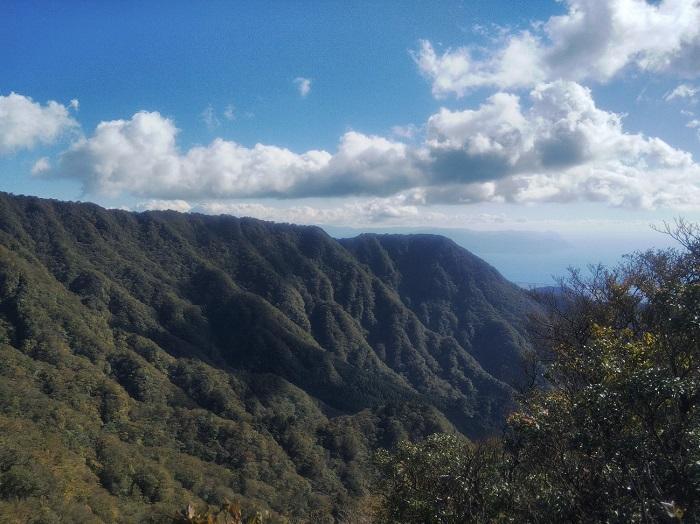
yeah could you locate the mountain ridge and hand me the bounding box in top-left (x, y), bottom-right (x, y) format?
top-left (0, 191), bottom-right (536, 521)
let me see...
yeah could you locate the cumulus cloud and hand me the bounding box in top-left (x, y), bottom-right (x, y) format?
top-left (294, 77), bottom-right (312, 97)
top-left (415, 0), bottom-right (700, 97)
top-left (0, 92), bottom-right (78, 154)
top-left (413, 35), bottom-right (546, 97)
top-left (420, 80), bottom-right (700, 208)
top-left (301, 131), bottom-right (425, 197)
top-left (57, 111), bottom-right (425, 199)
top-left (58, 111), bottom-right (330, 198)
top-left (429, 81), bottom-right (692, 176)
top-left (55, 81), bottom-right (700, 210)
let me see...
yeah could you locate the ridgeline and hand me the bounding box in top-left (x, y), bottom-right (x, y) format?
top-left (0, 193), bottom-right (535, 522)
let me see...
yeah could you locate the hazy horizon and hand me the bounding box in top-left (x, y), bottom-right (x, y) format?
top-left (323, 225), bottom-right (679, 285)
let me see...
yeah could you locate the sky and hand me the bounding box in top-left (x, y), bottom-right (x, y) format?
top-left (2, 0), bottom-right (700, 282)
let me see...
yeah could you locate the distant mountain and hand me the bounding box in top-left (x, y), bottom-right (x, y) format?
top-left (0, 193), bottom-right (537, 521)
top-left (325, 225), bottom-right (573, 286)
top-left (327, 226), bottom-right (572, 255)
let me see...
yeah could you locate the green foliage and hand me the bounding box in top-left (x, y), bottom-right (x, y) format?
top-left (375, 434), bottom-right (506, 524)
top-left (0, 192), bottom-right (534, 521)
top-left (376, 221), bottom-right (700, 523)
top-left (341, 234), bottom-right (535, 388)
top-left (174, 499), bottom-right (272, 524)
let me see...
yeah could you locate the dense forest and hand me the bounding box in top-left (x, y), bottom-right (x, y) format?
top-left (3, 192), bottom-right (696, 523)
top-left (376, 221), bottom-right (700, 523)
top-left (0, 192), bottom-right (536, 522)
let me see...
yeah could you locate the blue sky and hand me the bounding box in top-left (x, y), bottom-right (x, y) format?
top-left (4, 1), bottom-right (565, 154)
top-left (3, 1), bottom-right (700, 281)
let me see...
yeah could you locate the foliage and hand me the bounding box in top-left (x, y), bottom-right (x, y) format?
top-left (174, 500), bottom-right (268, 524)
top-left (0, 192), bottom-right (534, 521)
top-left (375, 434), bottom-right (507, 523)
top-left (377, 220), bottom-right (700, 523)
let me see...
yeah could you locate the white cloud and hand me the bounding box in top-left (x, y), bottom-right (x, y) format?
top-left (56, 81), bottom-right (700, 211)
top-left (665, 84), bottom-right (699, 101)
top-left (414, 0), bottom-right (700, 97)
top-left (31, 157), bottom-right (51, 175)
top-left (0, 92), bottom-right (78, 154)
top-left (427, 92), bottom-right (528, 159)
top-left (420, 80), bottom-right (700, 208)
top-left (194, 196), bottom-right (425, 226)
top-left (417, 159), bottom-right (700, 210)
top-left (69, 99), bottom-right (80, 110)
top-left (135, 199), bottom-right (192, 212)
top-left (294, 77), bottom-right (312, 97)
top-left (307, 131), bottom-right (424, 196)
top-left (413, 35), bottom-right (545, 97)
top-left (223, 104), bottom-right (236, 121)
top-left (57, 111), bottom-right (332, 198)
top-left (57, 111), bottom-right (424, 199)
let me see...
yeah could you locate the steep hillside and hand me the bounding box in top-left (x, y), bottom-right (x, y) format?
top-left (340, 234), bottom-right (534, 386)
top-left (0, 193), bottom-right (536, 522)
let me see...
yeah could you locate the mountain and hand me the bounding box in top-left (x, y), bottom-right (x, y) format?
top-left (324, 226), bottom-right (572, 285)
top-left (0, 192), bottom-right (537, 522)
top-left (340, 234), bottom-right (534, 387)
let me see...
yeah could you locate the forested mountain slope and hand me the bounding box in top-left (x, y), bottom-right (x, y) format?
top-left (0, 192), bottom-right (536, 522)
top-left (340, 234), bottom-right (534, 386)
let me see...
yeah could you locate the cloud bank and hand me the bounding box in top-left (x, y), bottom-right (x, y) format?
top-left (12, 0), bottom-right (700, 222)
top-left (55, 80), bottom-right (700, 210)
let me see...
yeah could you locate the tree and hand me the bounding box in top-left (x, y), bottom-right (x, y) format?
top-left (375, 433), bottom-right (510, 523)
top-left (377, 220), bottom-right (700, 522)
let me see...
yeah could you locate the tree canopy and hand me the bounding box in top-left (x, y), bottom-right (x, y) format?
top-left (0, 192), bottom-right (534, 522)
top-left (377, 220), bottom-right (700, 523)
